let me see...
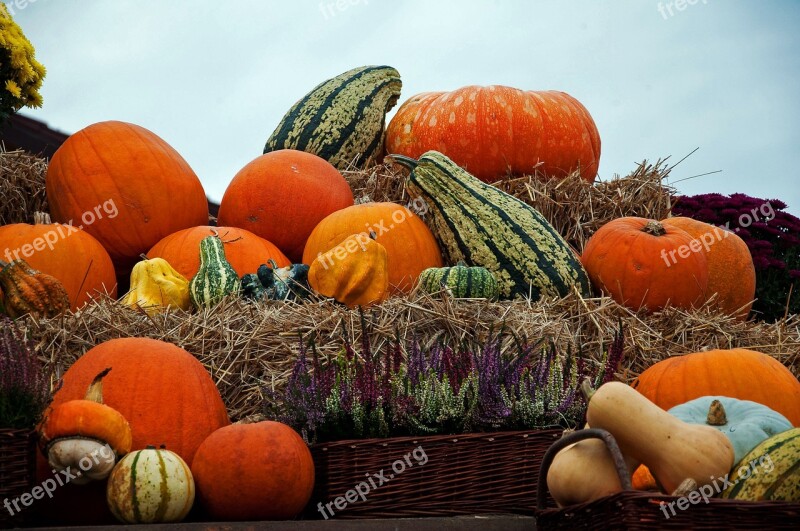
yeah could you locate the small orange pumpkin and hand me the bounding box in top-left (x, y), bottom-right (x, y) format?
top-left (580, 217), bottom-right (708, 312)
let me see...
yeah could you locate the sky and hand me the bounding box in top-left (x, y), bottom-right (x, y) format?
top-left (6, 0), bottom-right (800, 213)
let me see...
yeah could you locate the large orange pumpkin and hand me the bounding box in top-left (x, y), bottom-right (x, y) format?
top-left (147, 226), bottom-right (289, 279)
top-left (217, 150), bottom-right (354, 263)
top-left (46, 121), bottom-right (209, 274)
top-left (580, 217), bottom-right (708, 312)
top-left (632, 348), bottom-right (800, 426)
top-left (302, 202), bottom-right (443, 293)
top-left (385, 86), bottom-right (600, 183)
top-left (191, 421), bottom-right (315, 520)
top-left (665, 216), bottom-right (755, 320)
top-left (0, 212), bottom-right (117, 309)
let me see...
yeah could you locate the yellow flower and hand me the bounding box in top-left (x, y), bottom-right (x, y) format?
top-left (5, 79), bottom-right (21, 98)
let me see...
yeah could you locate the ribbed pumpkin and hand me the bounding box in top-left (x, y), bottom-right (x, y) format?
top-left (308, 232), bottom-right (389, 308)
top-left (0, 259), bottom-right (70, 318)
top-left (264, 65), bottom-right (402, 170)
top-left (122, 257), bottom-right (191, 315)
top-left (386, 86), bottom-right (600, 183)
top-left (147, 226), bottom-right (290, 280)
top-left (632, 348), bottom-right (800, 426)
top-left (35, 338), bottom-right (228, 526)
top-left (107, 445), bottom-right (195, 524)
top-left (217, 151), bottom-right (353, 262)
top-left (393, 151), bottom-right (589, 300)
top-left (0, 212), bottom-right (117, 309)
top-left (303, 202), bottom-right (442, 293)
top-left (189, 236), bottom-right (240, 307)
top-left (418, 263), bottom-right (499, 299)
top-left (665, 216), bottom-right (756, 320)
top-left (45, 121), bottom-right (209, 273)
top-left (721, 428), bottom-right (800, 501)
top-left (191, 421), bottom-right (315, 521)
top-left (581, 217), bottom-right (708, 312)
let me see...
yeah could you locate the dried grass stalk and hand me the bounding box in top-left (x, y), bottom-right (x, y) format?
top-left (0, 149), bottom-right (48, 225)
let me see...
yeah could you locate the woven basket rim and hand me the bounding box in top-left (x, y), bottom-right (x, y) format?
top-left (310, 427), bottom-right (564, 449)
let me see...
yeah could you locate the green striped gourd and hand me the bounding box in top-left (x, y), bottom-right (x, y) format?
top-left (392, 151), bottom-right (591, 300)
top-left (721, 427), bottom-right (799, 502)
top-left (418, 262), bottom-right (499, 299)
top-left (264, 65), bottom-right (402, 169)
top-left (189, 236), bottom-right (240, 307)
top-left (106, 445), bottom-right (195, 523)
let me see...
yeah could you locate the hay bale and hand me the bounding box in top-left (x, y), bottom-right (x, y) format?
top-left (23, 294), bottom-right (800, 422)
top-left (0, 149), bottom-right (48, 224)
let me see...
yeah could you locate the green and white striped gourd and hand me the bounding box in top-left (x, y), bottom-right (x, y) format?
top-left (418, 262), bottom-right (499, 299)
top-left (721, 427), bottom-right (799, 502)
top-left (264, 65), bottom-right (402, 169)
top-left (392, 151), bottom-right (591, 300)
top-left (189, 236), bottom-right (240, 307)
top-left (106, 445), bottom-right (194, 523)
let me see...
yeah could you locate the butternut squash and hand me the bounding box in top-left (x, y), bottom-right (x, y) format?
top-left (586, 382), bottom-right (735, 493)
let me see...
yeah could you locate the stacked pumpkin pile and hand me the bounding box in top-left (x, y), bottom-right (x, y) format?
top-left (1, 63), bottom-right (798, 523)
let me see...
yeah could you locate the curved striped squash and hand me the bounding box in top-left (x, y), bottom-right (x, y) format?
top-left (721, 427), bottom-right (800, 502)
top-left (418, 263), bottom-right (499, 299)
top-left (264, 65), bottom-right (402, 169)
top-left (393, 151), bottom-right (590, 300)
top-left (107, 446), bottom-right (195, 523)
top-left (189, 236), bottom-right (240, 307)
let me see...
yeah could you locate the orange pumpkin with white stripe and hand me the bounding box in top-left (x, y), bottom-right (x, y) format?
top-left (106, 445), bottom-right (195, 524)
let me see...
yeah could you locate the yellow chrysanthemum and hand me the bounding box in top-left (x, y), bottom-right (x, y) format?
top-left (5, 79), bottom-right (21, 98)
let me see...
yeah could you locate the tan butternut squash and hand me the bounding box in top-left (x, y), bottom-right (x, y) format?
top-left (586, 382), bottom-right (735, 493)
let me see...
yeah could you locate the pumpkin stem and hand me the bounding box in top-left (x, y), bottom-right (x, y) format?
top-left (268, 259), bottom-right (279, 270)
top-left (671, 478), bottom-right (698, 496)
top-left (706, 399), bottom-right (728, 425)
top-left (85, 367), bottom-right (112, 403)
top-left (642, 220), bottom-right (667, 236)
top-left (580, 377), bottom-right (595, 402)
top-left (34, 211), bottom-right (52, 225)
top-left (387, 154), bottom-right (419, 171)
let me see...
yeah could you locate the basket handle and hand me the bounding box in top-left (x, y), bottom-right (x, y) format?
top-left (536, 428), bottom-right (632, 510)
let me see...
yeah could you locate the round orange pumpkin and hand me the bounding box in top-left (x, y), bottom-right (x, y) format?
top-left (302, 202), bottom-right (443, 293)
top-left (217, 150), bottom-right (354, 263)
top-left (147, 226), bottom-right (289, 280)
top-left (191, 421), bottom-right (314, 520)
top-left (580, 217), bottom-right (709, 312)
top-left (0, 212), bottom-right (117, 309)
top-left (664, 216), bottom-right (755, 320)
top-left (46, 121), bottom-right (209, 274)
top-left (386, 86), bottom-right (600, 183)
top-left (632, 348), bottom-right (800, 426)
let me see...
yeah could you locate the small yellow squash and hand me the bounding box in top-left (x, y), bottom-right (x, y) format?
top-left (122, 257), bottom-right (191, 315)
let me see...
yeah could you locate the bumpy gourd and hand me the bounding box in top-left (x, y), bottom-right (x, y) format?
top-left (721, 427), bottom-right (799, 502)
top-left (308, 232), bottom-right (389, 308)
top-left (418, 262), bottom-right (499, 299)
top-left (0, 259), bottom-right (70, 318)
top-left (122, 257), bottom-right (191, 315)
top-left (392, 151), bottom-right (590, 300)
top-left (264, 65), bottom-right (402, 169)
top-left (189, 236), bottom-right (240, 307)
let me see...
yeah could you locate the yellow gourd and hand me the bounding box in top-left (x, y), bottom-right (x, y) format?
top-left (307, 232), bottom-right (389, 308)
top-left (122, 257), bottom-right (191, 315)
top-left (586, 382), bottom-right (735, 493)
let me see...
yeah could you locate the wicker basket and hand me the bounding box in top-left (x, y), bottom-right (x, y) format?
top-left (306, 428), bottom-right (562, 519)
top-left (535, 428), bottom-right (800, 530)
top-left (0, 428), bottom-right (36, 528)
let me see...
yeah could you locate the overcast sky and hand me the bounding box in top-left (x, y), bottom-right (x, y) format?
top-left (8, 0), bottom-right (800, 214)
